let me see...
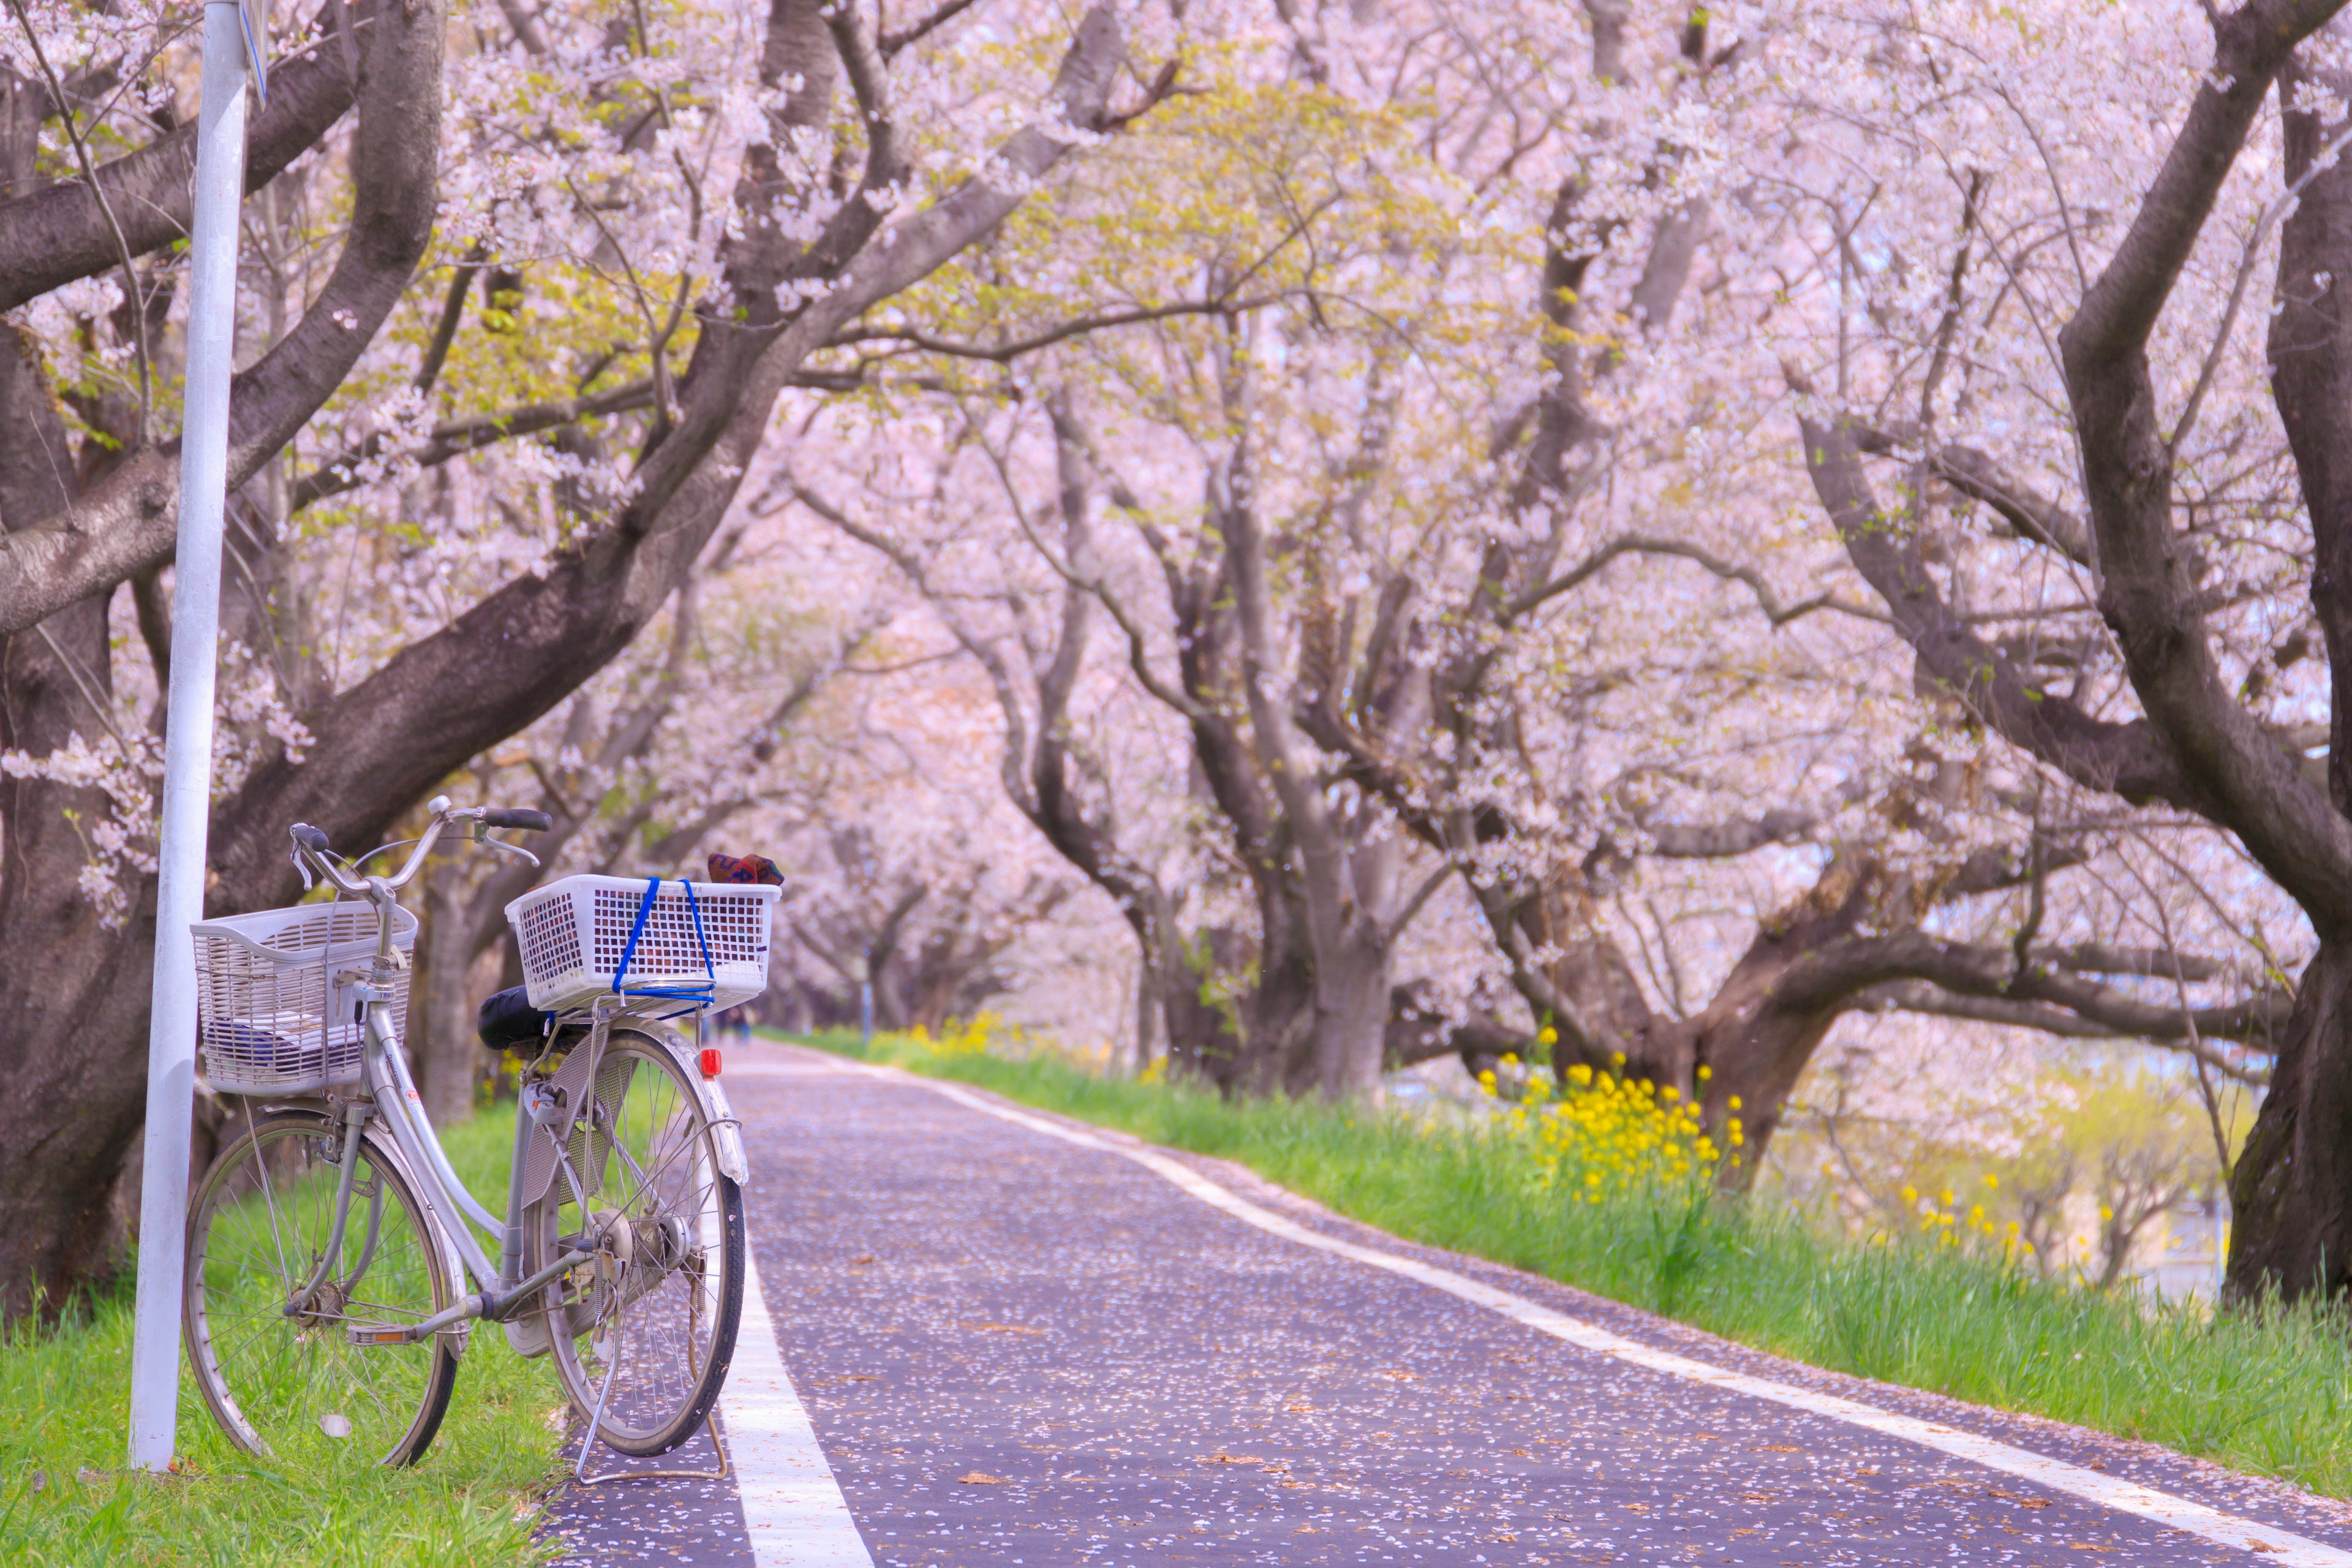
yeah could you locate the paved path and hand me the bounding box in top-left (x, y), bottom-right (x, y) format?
top-left (541, 1043), bottom-right (2352, 1565)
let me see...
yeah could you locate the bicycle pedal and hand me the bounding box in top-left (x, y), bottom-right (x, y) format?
top-left (345, 1324), bottom-right (411, 1347)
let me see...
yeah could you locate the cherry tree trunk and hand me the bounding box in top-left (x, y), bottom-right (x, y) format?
top-left (2226, 941), bottom-right (2352, 1302)
top-left (0, 317), bottom-right (158, 1316)
top-left (412, 858), bottom-right (481, 1128)
top-left (1686, 993), bottom-right (1842, 1190)
top-left (0, 597), bottom-right (159, 1318)
top-left (1303, 932), bottom-right (1394, 1100)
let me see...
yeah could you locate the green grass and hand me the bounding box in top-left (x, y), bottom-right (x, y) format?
top-left (1, 1104), bottom-right (568, 1567)
top-left (806, 1029), bottom-right (2352, 1500)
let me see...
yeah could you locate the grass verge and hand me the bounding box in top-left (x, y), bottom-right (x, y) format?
top-left (804, 1027), bottom-right (2352, 1501)
top-left (1, 1103), bottom-right (567, 1568)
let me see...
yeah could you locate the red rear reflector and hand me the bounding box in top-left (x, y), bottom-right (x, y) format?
top-left (700, 1049), bottom-right (722, 1079)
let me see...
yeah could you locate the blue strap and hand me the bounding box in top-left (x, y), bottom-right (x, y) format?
top-left (611, 875), bottom-right (719, 1012)
top-left (614, 876), bottom-right (663, 990)
top-left (682, 881), bottom-right (716, 979)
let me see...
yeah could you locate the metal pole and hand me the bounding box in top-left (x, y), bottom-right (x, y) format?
top-left (2201, 1194), bottom-right (2220, 1306)
top-left (848, 954), bottom-right (872, 1048)
top-left (127, 0), bottom-right (249, 1474)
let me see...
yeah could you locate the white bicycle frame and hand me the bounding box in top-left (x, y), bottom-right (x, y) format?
top-left (288, 799), bottom-right (749, 1348)
top-left (346, 998), bottom-right (748, 1345)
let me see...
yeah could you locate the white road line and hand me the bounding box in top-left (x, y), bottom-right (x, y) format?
top-left (721, 1237), bottom-right (873, 1567)
top-left (865, 1065), bottom-right (2352, 1567)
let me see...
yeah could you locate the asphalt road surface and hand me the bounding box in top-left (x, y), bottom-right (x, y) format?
top-left (541, 1041), bottom-right (2352, 1566)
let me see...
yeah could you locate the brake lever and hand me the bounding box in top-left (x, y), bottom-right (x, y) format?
top-left (478, 834), bottom-right (541, 870)
top-left (290, 841), bottom-right (315, 892)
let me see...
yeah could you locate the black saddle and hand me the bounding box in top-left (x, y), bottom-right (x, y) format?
top-left (477, 985), bottom-right (551, 1052)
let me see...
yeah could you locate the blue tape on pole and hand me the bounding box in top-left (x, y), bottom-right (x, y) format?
top-left (237, 2), bottom-right (270, 107)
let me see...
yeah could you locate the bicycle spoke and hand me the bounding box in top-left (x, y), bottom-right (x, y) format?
top-left (187, 1117), bottom-right (454, 1467)
top-left (533, 1036), bottom-right (739, 1457)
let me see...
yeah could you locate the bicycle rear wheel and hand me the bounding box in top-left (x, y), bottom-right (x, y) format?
top-left (524, 1030), bottom-right (744, 1455)
top-left (184, 1109), bottom-right (461, 1467)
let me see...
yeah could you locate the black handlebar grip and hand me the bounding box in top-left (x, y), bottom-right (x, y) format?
top-left (482, 807), bottom-right (553, 832)
top-left (290, 823), bottom-right (331, 851)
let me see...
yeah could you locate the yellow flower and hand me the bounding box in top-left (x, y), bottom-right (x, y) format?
top-left (1983, 1173), bottom-right (1999, 1190)
top-left (1537, 1026), bottom-right (1558, 1045)
top-left (1726, 1095), bottom-right (1742, 1112)
top-left (1900, 1185), bottom-right (1918, 1205)
top-left (1695, 1065), bottom-right (1712, 1082)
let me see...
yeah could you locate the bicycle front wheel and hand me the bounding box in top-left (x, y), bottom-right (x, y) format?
top-left (524, 1030), bottom-right (744, 1455)
top-left (184, 1109), bottom-right (461, 1467)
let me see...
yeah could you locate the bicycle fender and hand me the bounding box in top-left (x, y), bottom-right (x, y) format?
top-left (703, 1073), bottom-right (750, 1186)
top-left (513, 1028), bottom-right (608, 1212)
top-left (644, 1027), bottom-right (750, 1185)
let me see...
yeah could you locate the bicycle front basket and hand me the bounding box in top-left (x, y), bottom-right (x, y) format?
top-left (192, 901), bottom-right (417, 1095)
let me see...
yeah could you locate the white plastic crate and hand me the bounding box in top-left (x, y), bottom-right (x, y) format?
top-left (194, 901), bottom-right (417, 1095)
top-left (506, 875), bottom-right (778, 1013)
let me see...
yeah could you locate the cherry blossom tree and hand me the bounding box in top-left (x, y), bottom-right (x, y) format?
top-left (790, 1), bottom-right (2293, 1161)
top-left (1765, 0), bottom-right (2352, 1299)
top-left (10, 0), bottom-right (2348, 1322)
top-left (0, 0), bottom-right (1162, 1316)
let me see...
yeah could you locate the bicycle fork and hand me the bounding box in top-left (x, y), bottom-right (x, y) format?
top-left (282, 1102), bottom-right (371, 1319)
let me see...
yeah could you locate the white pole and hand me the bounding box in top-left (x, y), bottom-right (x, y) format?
top-left (126, 0), bottom-right (249, 1474)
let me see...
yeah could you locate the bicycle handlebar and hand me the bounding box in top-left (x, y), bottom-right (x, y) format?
top-left (287, 796), bottom-right (546, 898)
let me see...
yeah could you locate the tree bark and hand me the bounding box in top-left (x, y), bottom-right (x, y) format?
top-left (0, 325), bottom-right (156, 1316)
top-left (412, 853), bottom-right (481, 1128)
top-left (2225, 59), bottom-right (2352, 1300)
top-left (2228, 941), bottom-right (2352, 1299)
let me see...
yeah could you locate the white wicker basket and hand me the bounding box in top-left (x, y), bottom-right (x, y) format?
top-left (505, 875), bottom-right (778, 1014)
top-left (194, 901), bottom-right (417, 1095)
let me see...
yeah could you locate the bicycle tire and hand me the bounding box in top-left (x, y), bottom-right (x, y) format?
top-left (183, 1107), bottom-right (462, 1467)
top-left (522, 1029), bottom-right (745, 1455)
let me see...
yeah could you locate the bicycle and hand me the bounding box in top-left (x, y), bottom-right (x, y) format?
top-left (178, 796), bottom-right (776, 1470)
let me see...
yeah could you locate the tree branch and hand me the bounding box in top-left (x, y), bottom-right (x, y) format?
top-left (0, 0), bottom-right (445, 638)
top-left (287, 379), bottom-right (657, 512)
top-left (1851, 979), bottom-right (2271, 1083)
top-left (1852, 425), bottom-right (2093, 567)
top-left (1507, 531), bottom-right (1891, 627)
top-left (827, 296), bottom-right (1277, 364)
top-left (879, 0), bottom-right (982, 57)
top-left (0, 17), bottom-right (361, 314)
top-left (1799, 413), bottom-right (2196, 808)
top-left (205, 2), bottom-right (1134, 907)
top-left (2043, 0), bottom-right (2352, 929)
top-left (1646, 807), bottom-right (1817, 858)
